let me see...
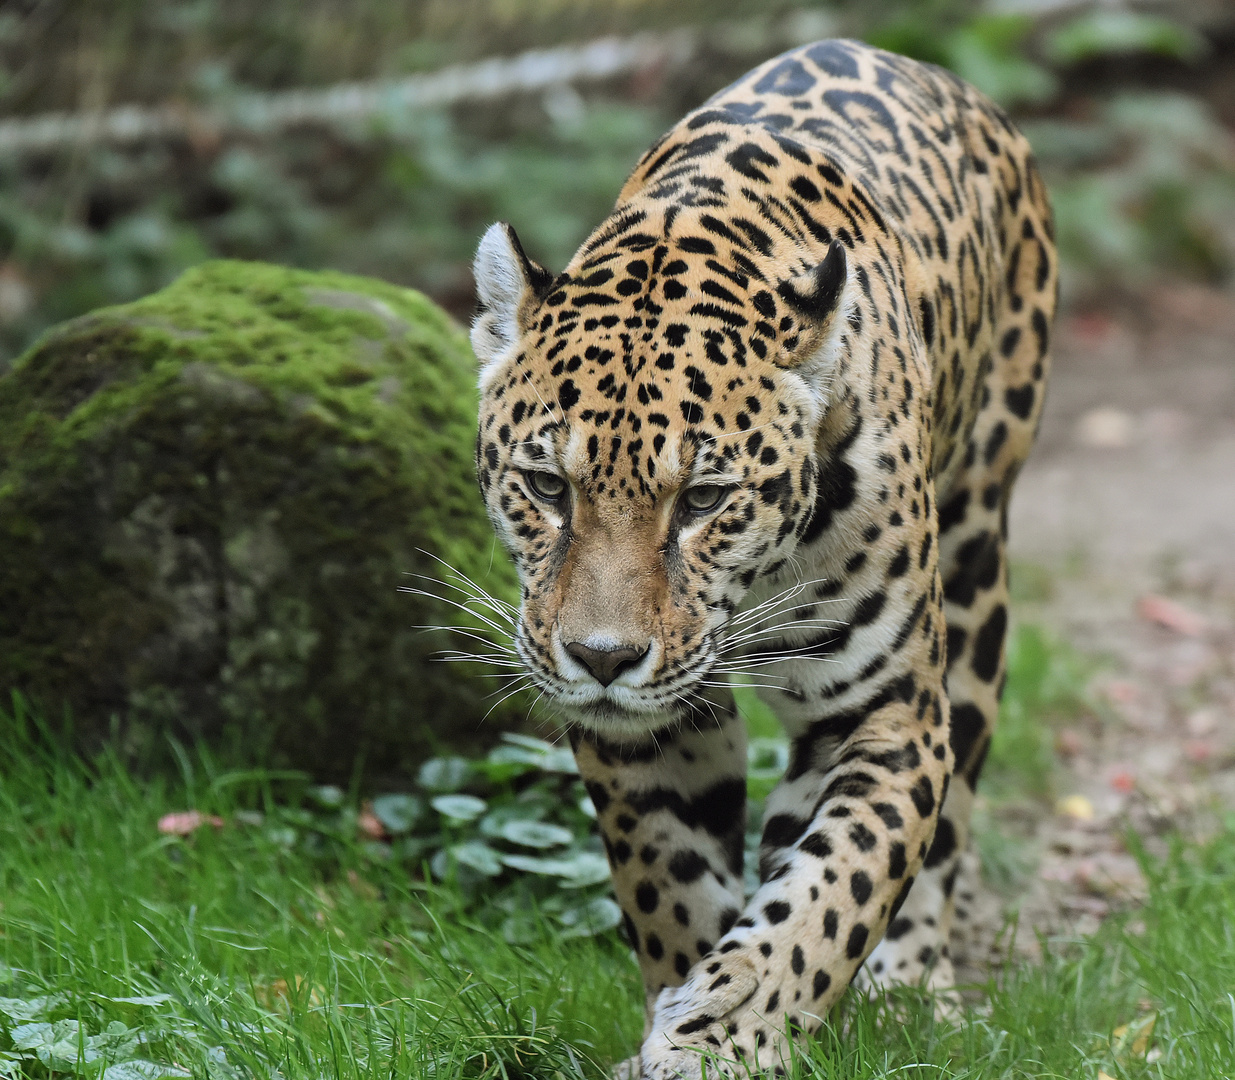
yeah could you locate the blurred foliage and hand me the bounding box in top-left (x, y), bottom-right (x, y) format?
top-left (870, 12), bottom-right (1059, 108)
top-left (986, 624), bottom-right (1092, 803)
top-left (1045, 9), bottom-right (1208, 66)
top-left (1027, 91), bottom-right (1235, 286)
top-left (0, 97), bottom-right (667, 362)
top-left (0, 0), bottom-right (793, 114)
top-left (0, 1), bottom-right (1232, 367)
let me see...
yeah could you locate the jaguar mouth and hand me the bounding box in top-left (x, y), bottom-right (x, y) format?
top-left (512, 623), bottom-right (718, 734)
top-left (568, 694), bottom-right (690, 738)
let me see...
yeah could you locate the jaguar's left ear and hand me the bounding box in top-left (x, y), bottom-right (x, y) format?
top-left (772, 239), bottom-right (852, 398)
top-left (471, 222), bottom-right (555, 386)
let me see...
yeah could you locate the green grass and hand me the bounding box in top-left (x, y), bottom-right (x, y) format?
top-left (4, 688), bottom-right (1235, 1079)
top-left (0, 707), bottom-right (643, 1080)
top-left (985, 623), bottom-right (1092, 802)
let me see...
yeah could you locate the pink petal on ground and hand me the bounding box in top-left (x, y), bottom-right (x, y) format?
top-left (358, 808), bottom-right (387, 840)
top-left (1055, 728), bottom-right (1083, 757)
top-left (1104, 680), bottom-right (1139, 705)
top-left (1136, 595), bottom-right (1207, 637)
top-left (158, 810), bottom-right (224, 835)
top-left (1184, 739), bottom-right (1213, 763)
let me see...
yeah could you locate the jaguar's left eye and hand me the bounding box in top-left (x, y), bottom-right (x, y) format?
top-left (524, 470), bottom-right (568, 502)
top-left (681, 484), bottom-right (731, 514)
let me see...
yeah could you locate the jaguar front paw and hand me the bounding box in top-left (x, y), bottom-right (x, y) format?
top-left (637, 952), bottom-right (792, 1079)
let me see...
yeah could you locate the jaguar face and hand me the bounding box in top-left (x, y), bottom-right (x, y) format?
top-left (471, 221), bottom-right (851, 737)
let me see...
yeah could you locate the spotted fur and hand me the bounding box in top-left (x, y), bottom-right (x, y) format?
top-left (470, 38), bottom-right (1054, 1078)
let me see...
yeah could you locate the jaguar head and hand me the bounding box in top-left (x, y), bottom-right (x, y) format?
top-left (470, 220), bottom-right (851, 737)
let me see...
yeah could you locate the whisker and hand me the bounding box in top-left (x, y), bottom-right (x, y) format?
top-left (401, 588), bottom-right (515, 638)
top-left (435, 650), bottom-right (522, 664)
top-left (414, 625), bottom-right (515, 654)
top-left (724, 576), bottom-right (835, 626)
top-left (409, 550), bottom-right (520, 617)
top-left (404, 567), bottom-right (518, 612)
top-left (719, 617), bottom-right (844, 643)
top-left (433, 648), bottom-right (523, 670)
top-left (699, 679), bottom-right (794, 693)
top-left (405, 579), bottom-right (518, 628)
top-left (717, 624), bottom-right (844, 653)
top-left (482, 680), bottom-right (536, 721)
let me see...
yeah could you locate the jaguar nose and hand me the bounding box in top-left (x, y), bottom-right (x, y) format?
top-left (565, 640), bottom-right (648, 687)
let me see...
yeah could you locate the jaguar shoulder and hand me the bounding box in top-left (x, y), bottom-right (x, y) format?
top-left (470, 37), bottom-right (1055, 1079)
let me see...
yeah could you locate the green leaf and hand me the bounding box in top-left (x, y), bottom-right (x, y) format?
top-left (94, 994), bottom-right (172, 1007)
top-left (496, 819), bottom-right (574, 849)
top-left (370, 793), bottom-right (423, 834)
top-left (263, 825), bottom-right (298, 848)
top-left (417, 757), bottom-right (472, 792)
top-left (0, 995), bottom-right (60, 1022)
top-left (102, 1061), bottom-right (192, 1080)
top-left (556, 896), bottom-right (622, 937)
top-left (946, 30), bottom-right (1056, 108)
top-left (9, 1022), bottom-right (55, 1051)
top-left (448, 840), bottom-right (504, 876)
top-left (392, 835), bottom-right (435, 862)
top-left (307, 784), bottom-right (345, 809)
top-left (430, 794), bottom-right (487, 821)
top-left (492, 733), bottom-right (577, 773)
top-left (11, 1020), bottom-right (102, 1070)
top-left (479, 803), bottom-right (548, 840)
top-left (500, 912), bottom-right (542, 945)
top-left (501, 851), bottom-right (610, 886)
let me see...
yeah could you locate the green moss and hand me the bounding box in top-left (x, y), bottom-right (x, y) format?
top-left (0, 260), bottom-right (521, 779)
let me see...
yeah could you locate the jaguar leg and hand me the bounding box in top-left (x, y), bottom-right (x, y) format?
top-left (571, 702), bottom-right (749, 1029)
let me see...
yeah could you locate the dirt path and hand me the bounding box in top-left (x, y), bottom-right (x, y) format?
top-left (956, 285), bottom-right (1235, 972)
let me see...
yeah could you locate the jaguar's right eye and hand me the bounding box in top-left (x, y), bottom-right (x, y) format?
top-left (523, 470), bottom-right (568, 503)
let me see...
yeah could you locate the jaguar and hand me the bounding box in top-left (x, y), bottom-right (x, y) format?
top-left (468, 36), bottom-right (1055, 1078)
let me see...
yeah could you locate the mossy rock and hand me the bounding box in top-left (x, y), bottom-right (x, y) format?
top-left (0, 260), bottom-right (520, 780)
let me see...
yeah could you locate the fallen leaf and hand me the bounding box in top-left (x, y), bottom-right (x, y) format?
top-left (1056, 794), bottom-right (1094, 821)
top-left (1076, 854), bottom-right (1146, 899)
top-left (1112, 1012), bottom-right (1156, 1059)
top-left (1131, 1014), bottom-right (1156, 1055)
top-left (346, 869), bottom-right (379, 901)
top-left (1103, 680), bottom-right (1139, 704)
top-left (357, 804), bottom-right (387, 840)
top-left (157, 811), bottom-right (224, 836)
top-left (1186, 707), bottom-right (1219, 737)
top-left (1075, 406), bottom-right (1132, 448)
top-left (1184, 739), bottom-right (1212, 763)
top-left (1097, 1072), bottom-right (1116, 1080)
top-left (1070, 311), bottom-right (1115, 342)
top-left (1055, 728), bottom-right (1083, 756)
top-left (1137, 594), bottom-right (1207, 637)
top-left (255, 976), bottom-right (323, 1009)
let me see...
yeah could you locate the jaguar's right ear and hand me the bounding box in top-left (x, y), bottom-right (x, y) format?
top-left (471, 222), bottom-right (555, 385)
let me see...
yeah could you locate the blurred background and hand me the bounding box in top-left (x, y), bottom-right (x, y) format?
top-left (1, 0), bottom-right (1233, 947)
top-left (0, 0), bottom-right (1233, 359)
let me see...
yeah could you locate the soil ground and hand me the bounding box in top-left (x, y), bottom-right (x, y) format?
top-left (955, 284), bottom-right (1235, 975)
